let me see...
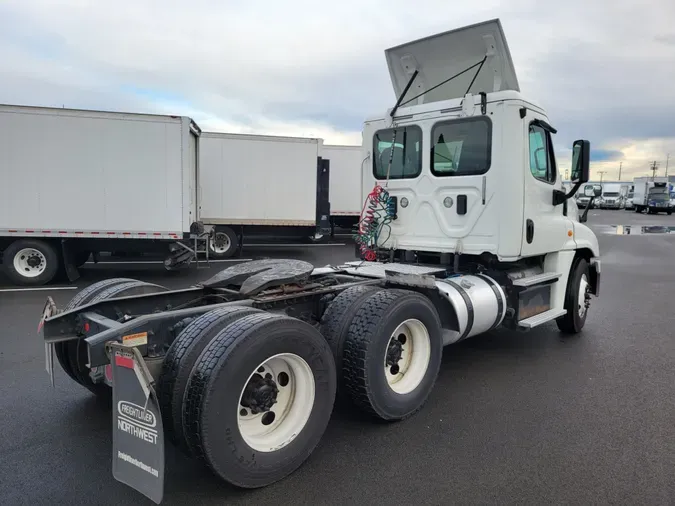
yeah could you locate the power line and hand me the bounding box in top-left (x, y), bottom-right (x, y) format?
top-left (597, 170), bottom-right (607, 182)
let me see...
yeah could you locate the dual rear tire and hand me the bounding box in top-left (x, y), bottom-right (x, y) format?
top-left (158, 307), bottom-right (336, 489)
top-left (321, 287), bottom-right (444, 421)
top-left (161, 286), bottom-right (444, 489)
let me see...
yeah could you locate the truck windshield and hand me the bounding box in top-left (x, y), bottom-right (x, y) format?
top-left (649, 188), bottom-right (668, 201)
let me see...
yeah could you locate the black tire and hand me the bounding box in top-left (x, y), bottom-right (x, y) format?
top-left (209, 227), bottom-right (239, 259)
top-left (88, 280), bottom-right (168, 304)
top-left (56, 278), bottom-right (138, 384)
top-left (2, 239), bottom-right (59, 286)
top-left (342, 289), bottom-right (443, 421)
top-left (157, 305), bottom-right (263, 451)
top-left (556, 258), bottom-right (590, 334)
top-left (63, 278), bottom-right (137, 311)
top-left (56, 279), bottom-right (167, 397)
top-left (668, 211), bottom-right (672, 216)
top-left (319, 285), bottom-right (382, 395)
top-left (183, 312), bottom-right (336, 488)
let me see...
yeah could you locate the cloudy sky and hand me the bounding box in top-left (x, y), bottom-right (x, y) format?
top-left (1, 0), bottom-right (673, 181)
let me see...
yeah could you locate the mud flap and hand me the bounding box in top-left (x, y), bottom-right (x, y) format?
top-left (60, 239), bottom-right (81, 283)
top-left (109, 343), bottom-right (164, 504)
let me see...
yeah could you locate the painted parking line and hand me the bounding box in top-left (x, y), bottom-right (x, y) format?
top-left (85, 258), bottom-right (252, 265)
top-left (248, 243), bottom-right (346, 247)
top-left (0, 286), bottom-right (78, 293)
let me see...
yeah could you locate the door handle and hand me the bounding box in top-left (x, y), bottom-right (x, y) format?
top-left (457, 195), bottom-right (467, 215)
top-left (526, 219), bottom-right (534, 243)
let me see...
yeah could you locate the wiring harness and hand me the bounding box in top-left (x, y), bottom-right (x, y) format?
top-left (354, 184), bottom-right (396, 261)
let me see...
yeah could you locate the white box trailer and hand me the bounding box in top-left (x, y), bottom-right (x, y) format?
top-left (0, 104), bottom-right (201, 286)
top-left (321, 144), bottom-right (364, 229)
top-left (198, 132), bottom-right (331, 258)
top-left (632, 176), bottom-right (671, 214)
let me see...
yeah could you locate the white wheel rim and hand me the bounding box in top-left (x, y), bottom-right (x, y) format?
top-left (210, 233), bottom-right (231, 254)
top-left (384, 319), bottom-right (431, 395)
top-left (13, 248), bottom-right (47, 278)
top-left (237, 353), bottom-right (315, 453)
top-left (578, 274), bottom-right (589, 318)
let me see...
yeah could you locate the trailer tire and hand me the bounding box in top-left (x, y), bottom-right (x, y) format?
top-left (183, 312), bottom-right (336, 488)
top-left (2, 239), bottom-right (59, 286)
top-left (320, 285), bottom-right (382, 395)
top-left (556, 258), bottom-right (591, 334)
top-left (157, 305), bottom-right (263, 451)
top-left (341, 289), bottom-right (443, 421)
top-left (209, 227), bottom-right (238, 259)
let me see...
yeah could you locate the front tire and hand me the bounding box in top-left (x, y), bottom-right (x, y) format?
top-left (2, 239), bottom-right (59, 286)
top-left (183, 313), bottom-right (336, 488)
top-left (341, 289), bottom-right (443, 421)
top-left (556, 258), bottom-right (591, 334)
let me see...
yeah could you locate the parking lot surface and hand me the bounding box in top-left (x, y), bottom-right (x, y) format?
top-left (1, 212), bottom-right (674, 505)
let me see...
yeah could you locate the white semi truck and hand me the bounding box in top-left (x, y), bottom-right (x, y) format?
top-left (0, 108), bottom-right (337, 284)
top-left (599, 182), bottom-right (626, 209)
top-left (39, 19), bottom-right (601, 504)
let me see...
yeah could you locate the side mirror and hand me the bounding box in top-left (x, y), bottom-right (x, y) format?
top-left (571, 140), bottom-right (590, 183)
top-left (584, 184), bottom-right (602, 197)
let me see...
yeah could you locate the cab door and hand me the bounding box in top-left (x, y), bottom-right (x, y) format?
top-left (520, 115), bottom-right (573, 256)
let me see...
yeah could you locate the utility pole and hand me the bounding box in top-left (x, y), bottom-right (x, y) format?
top-left (598, 170), bottom-right (607, 182)
top-left (665, 153), bottom-right (670, 177)
top-left (618, 162), bottom-right (622, 181)
top-left (650, 161), bottom-right (659, 179)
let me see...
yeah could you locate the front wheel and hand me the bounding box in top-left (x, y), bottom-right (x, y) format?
top-left (556, 258), bottom-right (591, 334)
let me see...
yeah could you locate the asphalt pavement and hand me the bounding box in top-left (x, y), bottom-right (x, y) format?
top-left (1, 212), bottom-right (674, 505)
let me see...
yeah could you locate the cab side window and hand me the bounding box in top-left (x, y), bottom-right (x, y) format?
top-left (528, 124), bottom-right (557, 184)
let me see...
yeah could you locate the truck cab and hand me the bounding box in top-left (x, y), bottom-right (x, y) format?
top-left (599, 183), bottom-right (625, 209)
top-left (647, 182), bottom-right (672, 215)
top-left (358, 19), bottom-right (600, 333)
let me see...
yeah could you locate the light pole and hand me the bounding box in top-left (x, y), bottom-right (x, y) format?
top-left (598, 170), bottom-right (607, 182)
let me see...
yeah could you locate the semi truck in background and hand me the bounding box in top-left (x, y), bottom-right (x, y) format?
top-left (1, 105), bottom-right (365, 285)
top-left (598, 182), bottom-right (626, 209)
